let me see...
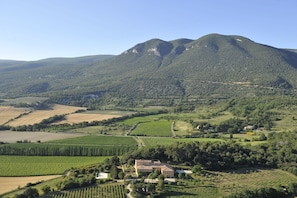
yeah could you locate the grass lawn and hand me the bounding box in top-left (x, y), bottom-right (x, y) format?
top-left (0, 156), bottom-right (108, 176)
top-left (131, 120), bottom-right (172, 137)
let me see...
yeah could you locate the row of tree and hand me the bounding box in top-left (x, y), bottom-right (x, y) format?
top-left (0, 145), bottom-right (134, 156)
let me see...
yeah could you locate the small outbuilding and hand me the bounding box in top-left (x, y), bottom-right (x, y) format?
top-left (95, 172), bottom-right (109, 179)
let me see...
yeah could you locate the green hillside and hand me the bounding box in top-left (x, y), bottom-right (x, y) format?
top-left (1, 34), bottom-right (297, 106)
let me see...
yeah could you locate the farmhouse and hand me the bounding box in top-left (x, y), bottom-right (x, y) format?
top-left (135, 159), bottom-right (174, 177)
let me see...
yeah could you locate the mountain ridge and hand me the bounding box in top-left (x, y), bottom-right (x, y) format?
top-left (1, 34), bottom-right (297, 105)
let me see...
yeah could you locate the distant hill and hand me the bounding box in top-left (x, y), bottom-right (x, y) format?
top-left (1, 34), bottom-right (297, 105)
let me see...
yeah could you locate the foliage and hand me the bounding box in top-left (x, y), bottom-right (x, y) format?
top-left (224, 187), bottom-right (287, 198)
top-left (14, 188), bottom-right (39, 198)
top-left (265, 131), bottom-right (297, 175)
top-left (124, 130), bottom-right (297, 174)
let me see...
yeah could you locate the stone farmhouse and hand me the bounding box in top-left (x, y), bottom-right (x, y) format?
top-left (135, 159), bottom-right (174, 177)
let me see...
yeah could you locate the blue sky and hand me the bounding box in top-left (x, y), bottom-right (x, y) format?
top-left (1, 0), bottom-right (296, 60)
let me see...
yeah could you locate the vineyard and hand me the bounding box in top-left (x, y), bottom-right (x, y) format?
top-left (50, 184), bottom-right (126, 198)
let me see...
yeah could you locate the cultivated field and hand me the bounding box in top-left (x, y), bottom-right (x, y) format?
top-left (55, 113), bottom-right (121, 124)
top-left (0, 155), bottom-right (108, 176)
top-left (6, 104), bottom-right (85, 127)
top-left (0, 131), bottom-right (84, 143)
top-left (141, 137), bottom-right (224, 147)
top-left (0, 106), bottom-right (30, 125)
top-left (130, 120), bottom-right (172, 137)
top-left (0, 175), bottom-right (61, 195)
top-left (120, 114), bottom-right (166, 126)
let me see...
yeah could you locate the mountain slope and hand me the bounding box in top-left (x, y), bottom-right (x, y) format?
top-left (84, 34), bottom-right (297, 99)
top-left (1, 34), bottom-right (297, 103)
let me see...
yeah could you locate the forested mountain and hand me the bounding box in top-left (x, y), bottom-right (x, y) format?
top-left (1, 34), bottom-right (297, 105)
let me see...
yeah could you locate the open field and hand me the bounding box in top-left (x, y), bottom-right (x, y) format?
top-left (55, 113), bottom-right (121, 124)
top-left (119, 114), bottom-right (166, 126)
top-left (272, 108), bottom-right (297, 131)
top-left (0, 131), bottom-right (85, 143)
top-left (65, 125), bottom-right (126, 135)
top-left (0, 156), bottom-right (108, 176)
top-left (0, 175), bottom-right (61, 195)
top-left (0, 106), bottom-right (30, 125)
top-left (194, 111), bottom-right (234, 125)
top-left (6, 104), bottom-right (85, 127)
top-left (131, 120), bottom-right (172, 137)
top-left (174, 120), bottom-right (194, 136)
top-left (47, 134), bottom-right (137, 146)
top-left (141, 137), bottom-right (224, 147)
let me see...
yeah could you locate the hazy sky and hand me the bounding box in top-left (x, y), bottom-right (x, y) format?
top-left (1, 0), bottom-right (296, 60)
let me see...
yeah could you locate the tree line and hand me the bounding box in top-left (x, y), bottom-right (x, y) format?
top-left (224, 185), bottom-right (297, 198)
top-left (0, 144), bottom-right (134, 156)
